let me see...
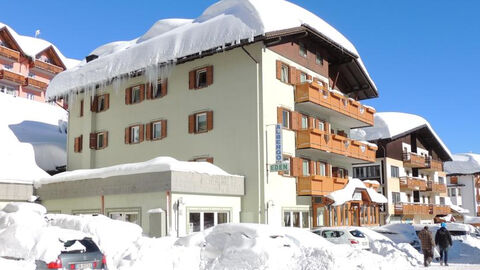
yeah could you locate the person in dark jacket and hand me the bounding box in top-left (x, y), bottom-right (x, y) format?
top-left (435, 222), bottom-right (453, 266)
top-left (418, 226), bottom-right (435, 266)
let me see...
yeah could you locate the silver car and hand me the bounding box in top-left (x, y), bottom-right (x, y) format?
top-left (312, 227), bottom-right (370, 250)
top-left (35, 237), bottom-right (106, 270)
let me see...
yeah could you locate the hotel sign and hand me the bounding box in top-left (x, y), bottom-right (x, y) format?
top-left (275, 124), bottom-right (282, 162)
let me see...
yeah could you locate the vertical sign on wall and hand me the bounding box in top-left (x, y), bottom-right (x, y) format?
top-left (275, 124), bottom-right (282, 163)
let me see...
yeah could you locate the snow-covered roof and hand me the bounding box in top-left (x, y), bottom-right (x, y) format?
top-left (0, 93), bottom-right (67, 184)
top-left (46, 0), bottom-right (376, 99)
top-left (351, 112), bottom-right (452, 160)
top-left (0, 22), bottom-right (80, 69)
top-left (326, 178), bottom-right (387, 206)
top-left (444, 197), bottom-right (469, 214)
top-left (444, 153), bottom-right (480, 175)
top-left (36, 156), bottom-right (238, 187)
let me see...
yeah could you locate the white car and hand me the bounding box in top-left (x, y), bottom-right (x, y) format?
top-left (373, 224), bottom-right (421, 251)
top-left (311, 227), bottom-right (370, 250)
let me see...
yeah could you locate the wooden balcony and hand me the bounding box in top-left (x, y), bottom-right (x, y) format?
top-left (297, 175), bottom-right (347, 196)
top-left (0, 69), bottom-right (25, 85)
top-left (23, 77), bottom-right (48, 91)
top-left (296, 129), bottom-right (377, 163)
top-left (394, 203), bottom-right (430, 216)
top-left (295, 82), bottom-right (375, 127)
top-left (426, 181), bottom-right (447, 193)
top-left (424, 157), bottom-right (443, 172)
top-left (0, 45), bottom-right (20, 62)
top-left (477, 206), bottom-right (480, 217)
top-left (432, 205), bottom-right (450, 216)
top-left (402, 152), bottom-right (426, 168)
top-left (399, 176), bottom-right (427, 191)
top-left (31, 59), bottom-right (64, 74)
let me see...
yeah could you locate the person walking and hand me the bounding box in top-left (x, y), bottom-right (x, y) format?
top-left (418, 226), bottom-right (435, 267)
top-left (435, 222), bottom-right (453, 266)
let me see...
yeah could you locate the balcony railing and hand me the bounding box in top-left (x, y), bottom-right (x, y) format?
top-left (394, 203), bottom-right (430, 216)
top-left (295, 82), bottom-right (375, 126)
top-left (432, 205), bottom-right (450, 216)
top-left (424, 157), bottom-right (443, 172)
top-left (297, 175), bottom-right (347, 196)
top-left (426, 181), bottom-right (447, 193)
top-left (402, 152), bottom-right (427, 168)
top-left (399, 176), bottom-right (427, 191)
top-left (296, 129), bottom-right (377, 162)
top-left (0, 45), bottom-right (20, 62)
top-left (23, 77), bottom-right (48, 91)
top-left (31, 59), bottom-right (64, 74)
top-left (0, 69), bottom-right (25, 85)
top-left (477, 206), bottom-right (480, 217)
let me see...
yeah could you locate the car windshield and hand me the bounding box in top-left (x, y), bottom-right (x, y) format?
top-left (349, 230), bottom-right (365, 238)
top-left (62, 239), bottom-right (100, 254)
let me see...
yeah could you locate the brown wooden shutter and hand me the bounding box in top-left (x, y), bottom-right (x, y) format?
top-left (161, 79), bottom-right (168, 97)
top-left (277, 107), bottom-right (283, 125)
top-left (90, 96), bottom-right (98, 112)
top-left (296, 70), bottom-right (302, 84)
top-left (104, 94), bottom-right (110, 110)
top-left (276, 60), bottom-right (282, 80)
top-left (290, 157), bottom-right (302, 177)
top-left (78, 135), bottom-right (83, 152)
top-left (309, 160), bottom-right (315, 176)
top-left (324, 122), bottom-right (330, 133)
top-left (161, 120), bottom-right (167, 138)
top-left (344, 169), bottom-right (348, 178)
top-left (206, 157), bottom-right (214, 164)
top-left (188, 114), bottom-right (195, 133)
top-left (206, 65), bottom-right (214, 86)
top-left (145, 123), bottom-right (152, 141)
top-left (103, 132), bottom-right (108, 148)
top-left (308, 117), bottom-right (314, 129)
top-left (139, 84), bottom-right (145, 102)
top-left (125, 87), bottom-right (132, 105)
top-left (289, 66), bottom-right (297, 85)
top-left (326, 163), bottom-right (331, 177)
top-left (316, 161), bottom-right (321, 175)
top-left (291, 111), bottom-right (301, 131)
top-left (139, 124), bottom-right (144, 142)
top-left (74, 137), bottom-right (79, 152)
top-left (146, 84), bottom-right (152, 100)
top-left (89, 133), bottom-right (97, 149)
top-left (80, 100), bottom-right (84, 117)
top-left (207, 111), bottom-right (214, 131)
top-left (189, 70), bottom-right (195, 89)
top-left (125, 127), bottom-right (130, 144)
top-left (332, 167), bottom-right (339, 178)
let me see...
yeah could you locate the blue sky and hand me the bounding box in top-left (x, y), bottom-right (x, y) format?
top-left (2, 0), bottom-right (479, 155)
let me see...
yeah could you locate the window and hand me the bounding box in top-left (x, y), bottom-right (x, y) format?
top-left (97, 95), bottom-right (106, 111)
top-left (281, 64), bottom-right (289, 83)
top-left (302, 160), bottom-right (310, 176)
top-left (333, 167), bottom-right (347, 178)
top-left (131, 126), bottom-right (140, 143)
top-left (28, 72), bottom-right (35, 78)
top-left (353, 165), bottom-right (380, 179)
top-left (300, 72), bottom-right (307, 83)
top-left (90, 131), bottom-right (108, 150)
top-left (188, 210), bottom-right (230, 233)
top-left (80, 100), bottom-right (84, 117)
top-left (108, 209), bottom-right (140, 225)
top-left (299, 42), bottom-right (307, 58)
top-left (145, 120), bottom-right (167, 141)
top-left (189, 111), bottom-right (213, 134)
top-left (74, 135), bottom-right (83, 153)
top-left (317, 121), bottom-right (325, 131)
top-left (189, 66), bottom-right (213, 89)
top-left (0, 85), bottom-right (16, 96)
top-left (192, 157), bottom-right (214, 163)
top-left (125, 84), bottom-right (144, 105)
top-left (91, 94), bottom-right (109, 112)
top-left (282, 110), bottom-right (290, 128)
top-left (132, 86), bottom-right (141, 103)
top-left (450, 188), bottom-right (456, 197)
top-left (26, 93), bottom-right (35, 100)
top-left (318, 162), bottom-right (326, 176)
top-left (301, 115), bottom-right (308, 129)
top-left (439, 197), bottom-right (445, 205)
top-left (316, 51), bottom-right (324, 65)
top-left (152, 121), bottom-right (162, 139)
top-left (438, 176), bottom-right (445, 184)
top-left (283, 210), bottom-right (309, 228)
top-left (97, 133), bottom-right (105, 149)
top-left (458, 188), bottom-right (461, 196)
top-left (392, 192), bottom-right (400, 204)
top-left (3, 64), bottom-right (13, 70)
top-left (391, 166), bottom-right (400, 178)
top-left (149, 79), bottom-right (167, 99)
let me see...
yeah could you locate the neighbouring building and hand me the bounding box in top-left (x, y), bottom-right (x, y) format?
top-left (0, 22), bottom-right (79, 103)
top-left (42, 0), bottom-right (386, 236)
top-left (445, 153), bottom-right (480, 217)
top-left (352, 112), bottom-right (452, 224)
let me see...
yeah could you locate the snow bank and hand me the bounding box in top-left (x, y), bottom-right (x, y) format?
top-left (444, 153), bottom-right (480, 175)
top-left (47, 0), bottom-right (375, 99)
top-left (0, 93), bottom-right (67, 183)
top-left (0, 257), bottom-right (35, 270)
top-left (327, 178), bottom-right (387, 206)
top-left (36, 156), bottom-right (237, 187)
top-left (0, 22), bottom-right (80, 69)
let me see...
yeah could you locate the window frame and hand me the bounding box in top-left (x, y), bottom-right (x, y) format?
top-left (187, 207), bottom-right (231, 233)
top-left (195, 68), bottom-right (208, 88)
top-left (280, 64), bottom-right (289, 83)
top-left (130, 125), bottom-right (140, 144)
top-left (302, 159), bottom-right (310, 176)
top-left (195, 112), bottom-right (208, 133)
top-left (97, 132), bottom-right (105, 149)
top-left (282, 109), bottom-right (290, 129)
top-left (152, 121), bottom-right (162, 140)
top-left (107, 207), bottom-right (141, 225)
top-left (131, 85), bottom-right (141, 104)
top-left (299, 42), bottom-right (307, 58)
top-left (282, 209), bottom-right (310, 228)
top-left (391, 166), bottom-right (400, 178)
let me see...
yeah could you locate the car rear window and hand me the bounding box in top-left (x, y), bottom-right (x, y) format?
top-left (349, 230), bottom-right (365, 238)
top-left (321, 230), bottom-right (344, 238)
top-left (62, 239), bottom-right (100, 253)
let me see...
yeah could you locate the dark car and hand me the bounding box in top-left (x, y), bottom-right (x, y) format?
top-left (36, 237), bottom-right (106, 270)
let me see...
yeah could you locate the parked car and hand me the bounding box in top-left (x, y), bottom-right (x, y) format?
top-left (373, 224), bottom-right (421, 251)
top-left (311, 227), bottom-right (370, 250)
top-left (36, 237), bottom-right (106, 270)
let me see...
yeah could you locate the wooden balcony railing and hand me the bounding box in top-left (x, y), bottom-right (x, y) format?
top-left (426, 181), bottom-right (447, 193)
top-left (23, 77), bottom-right (48, 91)
top-left (0, 69), bottom-right (25, 85)
top-left (399, 176), bottom-right (427, 191)
top-left (394, 203), bottom-right (430, 216)
top-left (402, 152), bottom-right (427, 168)
top-left (432, 205), bottom-right (450, 216)
top-left (31, 59), bottom-right (64, 74)
top-left (297, 175), bottom-right (347, 196)
top-left (296, 129), bottom-right (377, 162)
top-left (424, 157), bottom-right (443, 172)
top-left (295, 82), bottom-right (375, 126)
top-left (477, 206), bottom-right (480, 217)
top-left (0, 45), bottom-right (20, 61)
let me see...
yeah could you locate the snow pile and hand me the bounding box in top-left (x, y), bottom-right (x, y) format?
top-left (47, 0), bottom-right (375, 99)
top-left (445, 196), bottom-right (469, 214)
top-left (464, 215), bottom-right (480, 225)
top-left (0, 22), bottom-right (80, 69)
top-left (327, 178), bottom-right (387, 206)
top-left (0, 93), bottom-right (67, 183)
top-left (36, 156), bottom-right (237, 187)
top-left (444, 153), bottom-right (480, 175)
top-left (373, 223), bottom-right (420, 246)
top-left (351, 112), bottom-right (452, 159)
top-left (448, 235), bottom-right (480, 264)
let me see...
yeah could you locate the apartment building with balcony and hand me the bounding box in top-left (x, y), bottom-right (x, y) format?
top-left (42, 0), bottom-right (385, 235)
top-left (445, 153), bottom-right (480, 217)
top-left (352, 112), bottom-right (452, 224)
top-left (0, 23), bottom-right (78, 103)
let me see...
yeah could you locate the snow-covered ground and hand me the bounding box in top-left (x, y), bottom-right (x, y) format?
top-left (1, 203), bottom-right (479, 270)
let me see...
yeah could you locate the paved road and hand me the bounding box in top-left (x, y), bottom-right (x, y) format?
top-left (416, 263), bottom-right (480, 269)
